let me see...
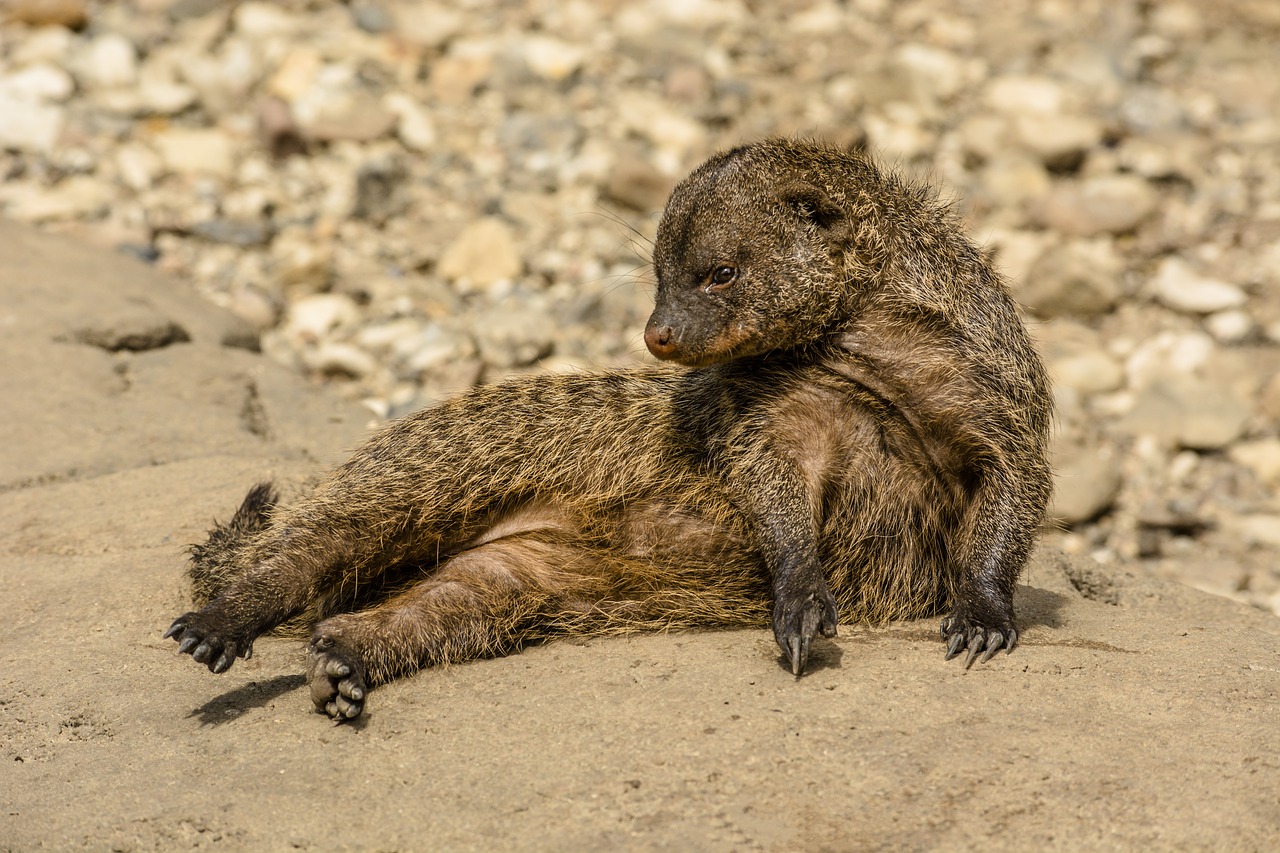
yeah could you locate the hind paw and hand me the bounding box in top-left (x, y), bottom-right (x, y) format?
top-left (940, 610), bottom-right (1017, 669)
top-left (306, 635), bottom-right (367, 721)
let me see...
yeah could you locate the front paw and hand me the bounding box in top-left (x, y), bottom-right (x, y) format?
top-left (307, 634), bottom-right (367, 721)
top-left (940, 608), bottom-right (1017, 668)
top-left (772, 582), bottom-right (838, 676)
top-left (164, 610), bottom-right (254, 674)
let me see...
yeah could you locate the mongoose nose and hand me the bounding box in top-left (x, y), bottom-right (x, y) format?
top-left (644, 321), bottom-right (679, 359)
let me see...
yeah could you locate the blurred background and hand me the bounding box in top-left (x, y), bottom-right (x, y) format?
top-left (1, 0), bottom-right (1277, 611)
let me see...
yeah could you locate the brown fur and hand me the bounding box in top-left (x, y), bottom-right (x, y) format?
top-left (167, 139), bottom-right (1053, 720)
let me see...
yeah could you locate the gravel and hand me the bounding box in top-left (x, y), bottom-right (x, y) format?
top-left (2, 0), bottom-right (1278, 613)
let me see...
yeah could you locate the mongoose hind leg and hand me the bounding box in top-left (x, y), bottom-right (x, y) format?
top-left (304, 535), bottom-right (623, 720)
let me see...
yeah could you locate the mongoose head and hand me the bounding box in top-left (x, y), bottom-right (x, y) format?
top-left (645, 140), bottom-right (859, 367)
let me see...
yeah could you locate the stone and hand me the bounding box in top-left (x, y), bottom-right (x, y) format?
top-left (269, 227), bottom-right (334, 292)
top-left (351, 1), bottom-right (394, 33)
top-left (864, 106), bottom-right (935, 161)
top-left (955, 114), bottom-right (1009, 164)
top-left (233, 2), bottom-right (301, 38)
top-left (189, 219), bottom-right (273, 247)
top-left (267, 48), bottom-right (323, 101)
top-left (227, 287), bottom-right (278, 332)
top-left (977, 155), bottom-right (1051, 210)
top-left (390, 1), bottom-right (465, 49)
top-left (1013, 113), bottom-right (1103, 171)
top-left (647, 0), bottom-right (746, 29)
top-left (984, 75), bottom-right (1067, 115)
top-left (1119, 87), bottom-right (1185, 134)
top-left (179, 39), bottom-right (263, 117)
top-left (282, 293), bottom-right (361, 344)
top-left (257, 97), bottom-right (307, 159)
top-left (5, 176), bottom-right (113, 222)
top-left (1124, 331), bottom-right (1215, 391)
top-left (1036, 175), bottom-right (1158, 237)
top-left (473, 303), bottom-right (555, 368)
top-left (1018, 240), bottom-right (1121, 318)
top-left (1203, 310), bottom-right (1254, 344)
top-left (77, 33), bottom-right (139, 90)
top-left (352, 156), bottom-right (409, 225)
top-left (0, 92), bottom-right (65, 153)
top-left (304, 342), bottom-right (377, 379)
top-left (616, 91), bottom-right (707, 163)
top-left (1049, 347), bottom-right (1125, 395)
top-left (603, 158), bottom-right (677, 212)
top-left (384, 92), bottom-right (436, 151)
top-left (1259, 374), bottom-right (1280, 423)
top-left (1229, 439), bottom-right (1280, 485)
top-left (985, 229), bottom-right (1056, 286)
top-left (880, 43), bottom-right (967, 107)
top-left (150, 128), bottom-right (236, 179)
top-left (4, 0), bottom-right (88, 29)
top-left (114, 143), bottom-right (164, 191)
top-left (437, 218), bottom-right (523, 289)
top-left (1049, 441), bottom-right (1123, 525)
top-left (0, 63), bottom-right (75, 102)
top-left (292, 70), bottom-right (395, 142)
top-left (396, 323), bottom-right (477, 374)
top-left (1116, 375), bottom-right (1251, 450)
top-left (428, 52), bottom-right (494, 105)
top-left (1228, 515), bottom-right (1280, 549)
top-left (1150, 258), bottom-right (1247, 315)
top-left (1035, 322), bottom-right (1125, 394)
top-left (522, 36), bottom-right (587, 83)
top-left (136, 73), bottom-right (198, 115)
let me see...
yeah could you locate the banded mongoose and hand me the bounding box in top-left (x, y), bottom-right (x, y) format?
top-left (166, 138), bottom-right (1053, 720)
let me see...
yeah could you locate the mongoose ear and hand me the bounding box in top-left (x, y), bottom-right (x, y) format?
top-left (780, 182), bottom-right (843, 229)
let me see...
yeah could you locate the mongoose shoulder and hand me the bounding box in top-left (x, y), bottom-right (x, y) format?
top-left (166, 138), bottom-right (1053, 720)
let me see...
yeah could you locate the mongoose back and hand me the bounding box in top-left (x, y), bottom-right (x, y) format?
top-left (166, 139), bottom-right (1053, 720)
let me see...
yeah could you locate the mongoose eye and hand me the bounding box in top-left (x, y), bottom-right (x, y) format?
top-left (706, 264), bottom-right (738, 291)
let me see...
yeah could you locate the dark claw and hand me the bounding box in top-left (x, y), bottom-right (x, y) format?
top-left (787, 635), bottom-right (809, 676)
top-left (978, 631), bottom-right (1006, 665)
top-left (176, 634), bottom-right (200, 655)
top-left (212, 652), bottom-right (235, 674)
top-left (945, 632), bottom-right (966, 660)
top-left (163, 622), bottom-right (184, 640)
top-left (963, 636), bottom-right (984, 669)
top-left (191, 641), bottom-right (214, 664)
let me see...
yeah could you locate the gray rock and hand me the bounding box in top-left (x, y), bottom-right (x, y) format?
top-left (437, 218), bottom-right (523, 290)
top-left (1036, 320), bottom-right (1125, 394)
top-left (1018, 240), bottom-right (1122, 318)
top-left (1036, 174), bottom-right (1158, 237)
top-left (5, 175), bottom-right (113, 222)
top-left (189, 219), bottom-right (273, 247)
top-left (151, 127), bottom-right (236, 179)
top-left (1228, 439), bottom-right (1280, 485)
top-left (75, 32), bottom-right (138, 90)
top-left (1116, 375), bottom-right (1251, 450)
top-left (1013, 113), bottom-right (1103, 172)
top-left (0, 91), bottom-right (65, 153)
top-left (352, 156), bottom-right (409, 225)
top-left (304, 341), bottom-right (378, 379)
top-left (1050, 441), bottom-right (1123, 525)
top-left (473, 302), bottom-right (555, 368)
top-left (603, 157), bottom-right (677, 212)
top-left (1150, 257), bottom-right (1247, 315)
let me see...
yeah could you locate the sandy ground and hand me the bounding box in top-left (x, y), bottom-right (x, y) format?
top-left (1, 220), bottom-right (1278, 851)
